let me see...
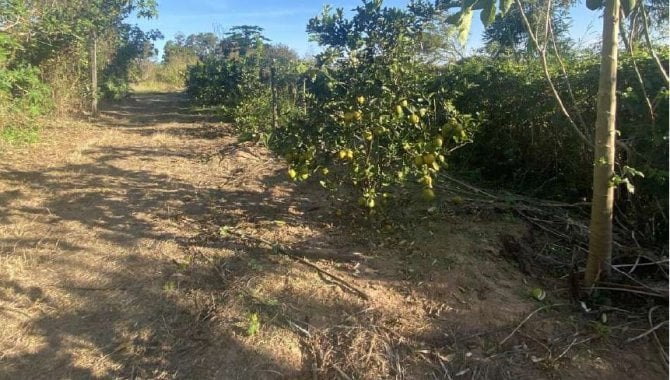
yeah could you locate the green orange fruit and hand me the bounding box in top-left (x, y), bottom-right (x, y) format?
top-left (422, 153), bottom-right (436, 165)
top-left (395, 105), bottom-right (404, 118)
top-left (414, 155), bottom-right (424, 167)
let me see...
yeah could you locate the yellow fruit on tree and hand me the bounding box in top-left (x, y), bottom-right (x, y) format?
top-left (414, 155), bottom-right (424, 167)
top-left (353, 110), bottom-right (362, 121)
top-left (419, 108), bottom-right (427, 117)
top-left (366, 198), bottom-right (375, 209)
top-left (395, 105), bottom-right (404, 118)
top-left (300, 168), bottom-right (309, 180)
top-left (364, 130), bottom-right (373, 141)
top-left (422, 153), bottom-right (436, 165)
top-left (346, 149), bottom-right (354, 160)
top-left (343, 112), bottom-right (354, 122)
top-left (400, 99), bottom-right (408, 107)
top-left (321, 167), bottom-right (329, 175)
top-left (433, 136), bottom-right (443, 148)
top-left (421, 175), bottom-right (433, 188)
top-left (421, 188), bottom-right (435, 202)
top-left (409, 114), bottom-right (420, 124)
top-left (288, 168), bottom-right (297, 179)
top-left (338, 150), bottom-right (347, 160)
top-left (356, 95), bottom-right (366, 105)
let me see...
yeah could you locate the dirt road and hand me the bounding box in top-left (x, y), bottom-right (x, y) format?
top-left (0, 93), bottom-right (664, 379)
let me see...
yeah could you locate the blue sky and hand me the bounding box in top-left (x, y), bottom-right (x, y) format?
top-left (132, 0), bottom-right (603, 59)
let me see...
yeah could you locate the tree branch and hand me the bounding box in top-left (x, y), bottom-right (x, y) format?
top-left (514, 0), bottom-right (593, 148)
top-left (639, 2), bottom-right (669, 84)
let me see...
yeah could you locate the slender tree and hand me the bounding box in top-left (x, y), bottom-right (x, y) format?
top-left (585, 0), bottom-right (620, 287)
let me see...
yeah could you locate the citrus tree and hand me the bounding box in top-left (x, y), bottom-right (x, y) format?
top-left (275, 0), bottom-right (478, 208)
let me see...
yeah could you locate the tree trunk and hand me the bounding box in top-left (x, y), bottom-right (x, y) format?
top-left (585, 0), bottom-right (620, 288)
top-left (91, 31), bottom-right (98, 116)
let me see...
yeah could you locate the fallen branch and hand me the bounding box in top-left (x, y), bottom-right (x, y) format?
top-left (221, 227), bottom-right (370, 301)
top-left (441, 174), bottom-right (498, 200)
top-left (627, 319), bottom-right (668, 343)
top-left (583, 286), bottom-right (668, 299)
top-left (499, 304), bottom-right (569, 346)
top-left (644, 306), bottom-right (669, 370)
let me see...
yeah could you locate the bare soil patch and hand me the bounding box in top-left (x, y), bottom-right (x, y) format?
top-left (0, 92), bottom-right (665, 379)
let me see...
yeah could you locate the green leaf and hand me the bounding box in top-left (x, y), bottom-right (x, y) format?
top-left (480, 0), bottom-right (497, 27)
top-left (500, 0), bottom-right (514, 14)
top-left (445, 11), bottom-right (463, 25)
top-left (219, 225), bottom-right (232, 237)
top-left (247, 313), bottom-right (260, 336)
top-left (622, 165), bottom-right (645, 178)
top-left (624, 179), bottom-right (636, 194)
top-left (458, 8), bottom-right (474, 46)
top-left (621, 0), bottom-right (637, 16)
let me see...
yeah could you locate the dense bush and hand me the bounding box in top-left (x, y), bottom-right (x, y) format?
top-left (185, 29), bottom-right (306, 142)
top-left (0, 34), bottom-right (52, 137)
top-left (1, 0), bottom-right (159, 135)
top-left (440, 51), bottom-right (669, 244)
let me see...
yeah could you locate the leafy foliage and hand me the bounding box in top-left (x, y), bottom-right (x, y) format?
top-left (271, 0), bottom-right (477, 207)
top-left (185, 27), bottom-right (305, 141)
top-left (1, 0), bottom-right (159, 134)
top-left (175, 0), bottom-right (668, 248)
top-left (441, 50), bottom-right (668, 245)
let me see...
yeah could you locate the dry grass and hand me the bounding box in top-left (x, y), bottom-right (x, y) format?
top-left (0, 92), bottom-right (665, 380)
top-left (130, 82), bottom-right (184, 94)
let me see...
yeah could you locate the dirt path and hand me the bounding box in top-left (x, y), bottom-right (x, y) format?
top-left (0, 93), bottom-right (665, 379)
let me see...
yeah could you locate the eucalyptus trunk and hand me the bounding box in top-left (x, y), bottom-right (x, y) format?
top-left (585, 0), bottom-right (620, 287)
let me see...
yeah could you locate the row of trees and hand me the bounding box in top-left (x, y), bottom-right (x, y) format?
top-left (0, 0), bottom-right (160, 131)
top-left (155, 0), bottom-right (667, 290)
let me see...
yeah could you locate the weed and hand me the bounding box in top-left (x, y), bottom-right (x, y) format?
top-left (163, 280), bottom-right (177, 291)
top-left (247, 312), bottom-right (260, 336)
top-left (0, 125), bottom-right (40, 145)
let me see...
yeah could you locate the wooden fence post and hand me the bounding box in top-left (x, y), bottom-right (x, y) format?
top-left (91, 31), bottom-right (98, 116)
top-left (270, 60), bottom-right (278, 128)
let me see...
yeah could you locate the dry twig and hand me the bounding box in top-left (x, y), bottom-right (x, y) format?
top-left (499, 304), bottom-right (569, 346)
top-left (222, 227), bottom-right (370, 301)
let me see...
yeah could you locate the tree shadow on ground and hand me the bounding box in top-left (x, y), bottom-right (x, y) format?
top-left (1, 92), bottom-right (663, 380)
top-left (99, 92), bottom-right (224, 129)
top-left (0, 107), bottom-right (307, 378)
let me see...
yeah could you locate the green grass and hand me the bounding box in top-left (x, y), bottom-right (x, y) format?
top-left (0, 125), bottom-right (40, 145)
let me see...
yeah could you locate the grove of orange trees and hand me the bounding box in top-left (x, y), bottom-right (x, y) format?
top-left (180, 1), bottom-right (667, 257)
